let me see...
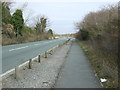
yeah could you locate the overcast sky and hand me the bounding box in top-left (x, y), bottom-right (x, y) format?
top-left (11, 0), bottom-right (118, 34)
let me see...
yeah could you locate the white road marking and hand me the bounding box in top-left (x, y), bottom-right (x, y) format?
top-left (34, 44), bottom-right (39, 46)
top-left (32, 56), bottom-right (38, 60)
top-left (10, 45), bottom-right (16, 46)
top-left (9, 40), bottom-right (55, 52)
top-left (0, 68), bottom-right (15, 78)
top-left (9, 46), bottom-right (29, 51)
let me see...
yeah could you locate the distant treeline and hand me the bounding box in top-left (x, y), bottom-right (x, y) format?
top-left (1, 2), bottom-right (54, 45)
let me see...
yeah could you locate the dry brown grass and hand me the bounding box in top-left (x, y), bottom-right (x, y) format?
top-left (2, 33), bottom-right (50, 46)
top-left (77, 40), bottom-right (118, 88)
top-left (2, 23), bottom-right (52, 46)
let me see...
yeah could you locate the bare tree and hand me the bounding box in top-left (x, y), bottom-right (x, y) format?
top-left (34, 15), bottom-right (50, 33)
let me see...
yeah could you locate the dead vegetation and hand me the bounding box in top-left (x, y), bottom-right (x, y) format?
top-left (2, 23), bottom-right (52, 45)
top-left (76, 4), bottom-right (118, 88)
top-left (1, 2), bottom-right (53, 46)
top-left (77, 41), bottom-right (118, 88)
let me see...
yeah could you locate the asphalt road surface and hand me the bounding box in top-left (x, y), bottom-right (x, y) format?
top-left (2, 38), bottom-right (69, 73)
top-left (55, 40), bottom-right (101, 88)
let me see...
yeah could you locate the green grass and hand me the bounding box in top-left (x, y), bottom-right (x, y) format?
top-left (76, 40), bottom-right (118, 88)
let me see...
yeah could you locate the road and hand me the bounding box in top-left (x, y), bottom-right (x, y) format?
top-left (55, 40), bottom-right (101, 88)
top-left (2, 38), bottom-right (69, 73)
top-left (2, 38), bottom-right (71, 88)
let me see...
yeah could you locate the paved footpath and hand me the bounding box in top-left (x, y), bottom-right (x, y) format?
top-left (55, 40), bottom-right (101, 88)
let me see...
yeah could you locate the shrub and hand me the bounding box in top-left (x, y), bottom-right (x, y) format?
top-left (80, 30), bottom-right (89, 40)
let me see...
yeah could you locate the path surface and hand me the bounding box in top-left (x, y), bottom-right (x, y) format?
top-left (2, 38), bottom-right (69, 73)
top-left (55, 40), bottom-right (101, 88)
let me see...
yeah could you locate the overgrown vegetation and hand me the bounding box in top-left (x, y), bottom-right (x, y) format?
top-left (1, 2), bottom-right (54, 45)
top-left (77, 41), bottom-right (118, 88)
top-left (75, 4), bottom-right (118, 88)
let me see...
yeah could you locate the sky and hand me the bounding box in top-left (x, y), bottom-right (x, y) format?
top-left (10, 0), bottom-right (119, 34)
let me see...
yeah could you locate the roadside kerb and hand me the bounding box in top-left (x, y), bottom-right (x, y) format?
top-left (0, 39), bottom-right (70, 81)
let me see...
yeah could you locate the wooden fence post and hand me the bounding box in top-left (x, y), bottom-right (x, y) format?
top-left (50, 50), bottom-right (53, 55)
top-left (38, 55), bottom-right (41, 63)
top-left (29, 59), bottom-right (32, 69)
top-left (45, 51), bottom-right (47, 58)
top-left (15, 66), bottom-right (20, 80)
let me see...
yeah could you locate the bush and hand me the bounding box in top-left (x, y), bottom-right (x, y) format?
top-left (2, 23), bottom-right (16, 38)
top-left (75, 4), bottom-right (118, 54)
top-left (76, 29), bottom-right (89, 40)
top-left (80, 30), bottom-right (89, 40)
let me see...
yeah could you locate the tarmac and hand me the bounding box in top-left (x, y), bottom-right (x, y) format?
top-left (55, 40), bottom-right (101, 88)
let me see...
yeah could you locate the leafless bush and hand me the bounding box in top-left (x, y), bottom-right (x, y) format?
top-left (76, 4), bottom-right (118, 56)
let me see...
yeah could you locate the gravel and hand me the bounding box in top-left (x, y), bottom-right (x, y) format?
top-left (2, 41), bottom-right (72, 88)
